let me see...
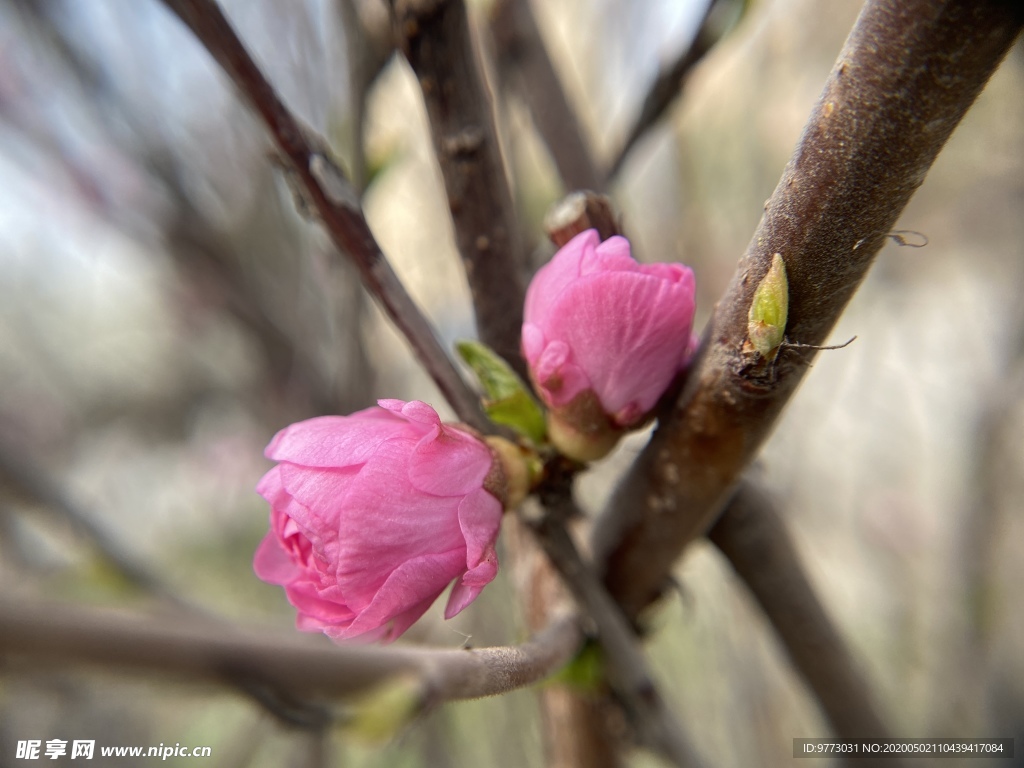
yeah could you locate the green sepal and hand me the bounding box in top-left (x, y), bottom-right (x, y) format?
top-left (456, 340), bottom-right (547, 444)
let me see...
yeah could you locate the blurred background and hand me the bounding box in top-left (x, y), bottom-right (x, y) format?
top-left (0, 0), bottom-right (1021, 765)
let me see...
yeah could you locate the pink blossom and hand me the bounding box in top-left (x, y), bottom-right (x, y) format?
top-left (523, 229), bottom-right (696, 444)
top-left (253, 399), bottom-right (503, 643)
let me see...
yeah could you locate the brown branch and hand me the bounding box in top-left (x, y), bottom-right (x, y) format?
top-left (594, 0), bottom-right (1024, 620)
top-left (605, 0), bottom-right (739, 182)
top-left (490, 0), bottom-right (601, 192)
top-left (708, 479), bottom-right (904, 756)
top-left (159, 0), bottom-right (490, 433)
top-left (0, 596), bottom-right (582, 706)
top-left (394, 0), bottom-right (529, 379)
top-left (527, 473), bottom-right (707, 768)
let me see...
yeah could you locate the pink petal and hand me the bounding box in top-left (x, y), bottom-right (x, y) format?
top-left (378, 595), bottom-right (439, 643)
top-left (287, 578), bottom-right (357, 630)
top-left (521, 323), bottom-right (546, 366)
top-left (457, 487), bottom-right (503, 569)
top-left (408, 425), bottom-right (492, 496)
top-left (253, 532), bottom-right (302, 585)
top-left (544, 269), bottom-right (695, 417)
top-left (255, 465), bottom-right (289, 508)
top-left (581, 235), bottom-right (637, 274)
top-left (445, 548), bottom-right (498, 619)
top-left (532, 339), bottom-right (591, 407)
top-left (277, 463), bottom-right (358, 556)
top-left (378, 399), bottom-right (442, 428)
top-left (330, 443), bottom-right (467, 604)
top-left (265, 410), bottom-right (407, 468)
top-left (340, 550), bottom-right (466, 639)
top-left (524, 230), bottom-right (596, 322)
top-left (639, 262), bottom-right (690, 283)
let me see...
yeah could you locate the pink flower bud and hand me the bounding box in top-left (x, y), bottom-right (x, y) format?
top-left (522, 230), bottom-right (696, 459)
top-left (253, 399), bottom-right (504, 643)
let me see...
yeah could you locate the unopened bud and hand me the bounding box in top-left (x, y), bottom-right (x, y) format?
top-left (747, 253), bottom-right (789, 359)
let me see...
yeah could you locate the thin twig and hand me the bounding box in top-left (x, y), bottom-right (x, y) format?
top-left (526, 471), bottom-right (706, 768)
top-left (489, 0), bottom-right (602, 192)
top-left (605, 0), bottom-right (738, 182)
top-left (594, 0), bottom-right (1024, 620)
top-left (0, 595), bottom-right (583, 705)
top-left (394, 0), bottom-right (529, 379)
top-left (708, 478), bottom-right (904, 757)
top-left (159, 0), bottom-right (490, 432)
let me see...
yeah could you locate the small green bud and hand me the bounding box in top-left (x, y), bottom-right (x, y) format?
top-left (456, 340), bottom-right (547, 444)
top-left (747, 253), bottom-right (789, 358)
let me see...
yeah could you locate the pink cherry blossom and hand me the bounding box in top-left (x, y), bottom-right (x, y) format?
top-left (523, 229), bottom-right (696, 429)
top-left (253, 399), bottom-right (503, 643)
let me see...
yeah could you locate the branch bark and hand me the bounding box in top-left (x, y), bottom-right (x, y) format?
top-left (159, 0), bottom-right (490, 432)
top-left (0, 596), bottom-right (582, 706)
top-left (594, 0), bottom-right (1024, 620)
top-left (527, 470), bottom-right (706, 768)
top-left (395, 0), bottom-right (529, 378)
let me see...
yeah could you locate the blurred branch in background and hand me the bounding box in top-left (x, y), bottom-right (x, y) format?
top-left (394, 0), bottom-right (529, 379)
top-left (709, 478), bottom-right (901, 754)
top-left (335, 0), bottom-right (393, 191)
top-left (605, 0), bottom-right (744, 183)
top-left (936, 275), bottom-right (1024, 734)
top-left (594, 0), bottom-right (1024, 621)
top-left (489, 0), bottom-right (601, 193)
top-left (159, 0), bottom-right (491, 433)
top-left (0, 443), bottom-right (194, 612)
top-left (2, 0), bottom-right (374, 423)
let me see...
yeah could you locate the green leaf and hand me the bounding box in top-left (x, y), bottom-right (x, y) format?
top-left (456, 340), bottom-right (547, 444)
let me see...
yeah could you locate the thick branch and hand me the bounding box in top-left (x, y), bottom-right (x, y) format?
top-left (0, 596), bottom-right (582, 705)
top-left (490, 0), bottom-right (601, 192)
top-left (595, 0), bottom-right (1024, 619)
top-left (709, 479), bottom-right (903, 755)
top-left (160, 0), bottom-right (489, 432)
top-left (395, 0), bottom-right (529, 378)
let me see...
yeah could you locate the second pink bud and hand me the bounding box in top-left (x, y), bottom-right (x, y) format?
top-left (522, 229), bottom-right (696, 460)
